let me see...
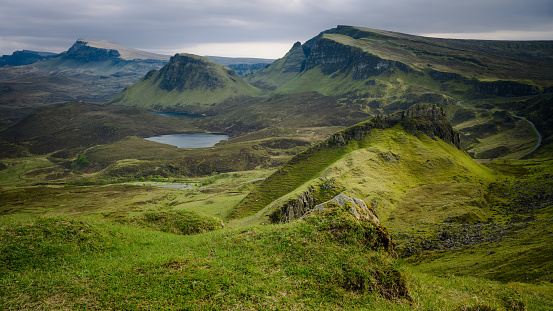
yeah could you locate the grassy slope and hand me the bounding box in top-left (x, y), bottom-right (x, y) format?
top-left (0, 102), bottom-right (201, 156)
top-left (110, 54), bottom-right (260, 108)
top-left (2, 211), bottom-right (551, 310)
top-left (228, 122), bottom-right (495, 227)
top-left (392, 157), bottom-right (553, 284)
top-left (327, 27), bottom-right (553, 86)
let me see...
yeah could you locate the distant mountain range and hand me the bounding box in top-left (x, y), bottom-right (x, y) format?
top-left (0, 38), bottom-right (274, 129)
top-left (108, 25), bottom-right (553, 159)
top-left (0, 50), bottom-right (57, 67)
top-left (114, 25), bottom-right (553, 111)
top-left (1, 26), bottom-right (552, 160)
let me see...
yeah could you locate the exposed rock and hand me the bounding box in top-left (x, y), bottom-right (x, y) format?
top-left (313, 194), bottom-right (381, 226)
top-left (472, 80), bottom-right (540, 97)
top-left (305, 195), bottom-right (396, 256)
top-left (324, 103), bottom-right (461, 149)
top-left (302, 36), bottom-right (411, 79)
top-left (270, 187), bottom-right (316, 223)
top-left (0, 50), bottom-right (57, 67)
top-left (64, 40), bottom-right (122, 62)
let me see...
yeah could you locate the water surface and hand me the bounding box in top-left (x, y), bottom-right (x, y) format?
top-left (151, 111), bottom-right (204, 118)
top-left (144, 133), bottom-right (228, 148)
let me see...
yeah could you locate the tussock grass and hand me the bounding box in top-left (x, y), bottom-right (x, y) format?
top-left (2, 210), bottom-right (551, 310)
top-left (230, 122), bottom-right (495, 225)
top-left (115, 210), bottom-right (224, 235)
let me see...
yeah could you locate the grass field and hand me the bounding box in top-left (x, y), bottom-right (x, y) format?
top-left (2, 206), bottom-right (552, 310)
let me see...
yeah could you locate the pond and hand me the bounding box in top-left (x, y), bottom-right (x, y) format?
top-left (151, 111), bottom-right (204, 118)
top-left (144, 133), bottom-right (229, 149)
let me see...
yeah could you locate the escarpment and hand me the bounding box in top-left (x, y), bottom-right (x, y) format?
top-left (155, 54), bottom-right (233, 92)
top-left (303, 36), bottom-right (412, 79)
top-left (323, 103), bottom-right (460, 149)
top-left (230, 104), bottom-right (462, 220)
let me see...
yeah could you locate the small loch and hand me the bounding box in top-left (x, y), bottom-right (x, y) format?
top-left (144, 133), bottom-right (228, 149)
top-left (151, 111), bottom-right (204, 118)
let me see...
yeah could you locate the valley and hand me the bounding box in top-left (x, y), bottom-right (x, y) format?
top-left (1, 25), bottom-right (552, 310)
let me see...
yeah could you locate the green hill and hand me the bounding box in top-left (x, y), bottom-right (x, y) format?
top-left (2, 104), bottom-right (552, 310)
top-left (109, 53), bottom-right (261, 108)
top-left (228, 104), bottom-right (493, 225)
top-left (250, 26), bottom-right (552, 98)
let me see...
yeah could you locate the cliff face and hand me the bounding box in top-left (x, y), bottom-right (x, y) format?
top-left (63, 40), bottom-right (122, 62)
top-left (325, 103), bottom-right (460, 149)
top-left (254, 25), bottom-right (547, 98)
top-left (0, 50), bottom-right (57, 67)
top-left (303, 37), bottom-right (411, 79)
top-left (270, 187), bottom-right (316, 223)
top-left (154, 54), bottom-right (233, 92)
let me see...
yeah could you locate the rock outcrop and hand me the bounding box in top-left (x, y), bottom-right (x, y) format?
top-left (0, 50), bottom-right (57, 67)
top-left (303, 37), bottom-right (411, 79)
top-left (305, 194), bottom-right (396, 256)
top-left (312, 194), bottom-right (381, 226)
top-left (270, 187), bottom-right (316, 223)
top-left (325, 103), bottom-right (461, 149)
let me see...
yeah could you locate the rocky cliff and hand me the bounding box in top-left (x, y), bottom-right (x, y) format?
top-left (303, 36), bottom-right (412, 79)
top-left (251, 25), bottom-right (550, 98)
top-left (154, 54), bottom-right (235, 92)
top-left (324, 103), bottom-right (460, 149)
top-left (109, 53), bottom-right (259, 108)
top-left (0, 50), bottom-right (57, 67)
top-left (63, 40), bottom-right (122, 62)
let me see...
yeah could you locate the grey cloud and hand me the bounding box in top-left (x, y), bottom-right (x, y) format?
top-left (0, 0), bottom-right (552, 57)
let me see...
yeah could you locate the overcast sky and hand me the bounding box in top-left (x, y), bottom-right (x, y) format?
top-left (1, 0), bottom-right (552, 59)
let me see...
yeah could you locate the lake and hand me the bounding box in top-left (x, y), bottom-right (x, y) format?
top-left (144, 133), bottom-right (229, 148)
top-left (151, 111), bottom-right (204, 118)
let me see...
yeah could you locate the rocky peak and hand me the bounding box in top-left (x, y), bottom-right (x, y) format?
top-left (61, 38), bottom-right (169, 62)
top-left (326, 104), bottom-right (461, 149)
top-left (313, 194), bottom-right (381, 226)
top-left (64, 39), bottom-right (122, 62)
top-left (154, 53), bottom-right (235, 92)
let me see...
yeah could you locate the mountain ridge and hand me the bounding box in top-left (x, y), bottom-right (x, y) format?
top-left (108, 53), bottom-right (260, 108)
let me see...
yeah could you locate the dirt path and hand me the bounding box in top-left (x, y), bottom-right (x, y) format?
top-left (456, 99), bottom-right (542, 159)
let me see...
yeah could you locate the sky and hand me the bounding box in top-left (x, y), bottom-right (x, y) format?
top-left (1, 0), bottom-right (552, 59)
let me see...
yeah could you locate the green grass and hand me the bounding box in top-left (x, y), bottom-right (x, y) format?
top-left (115, 210), bottom-right (224, 235)
top-left (0, 156), bottom-right (59, 187)
top-left (1, 207), bottom-right (410, 310)
top-left (1, 209), bottom-right (551, 310)
top-left (230, 115), bottom-right (495, 226)
top-left (387, 157), bottom-right (553, 285)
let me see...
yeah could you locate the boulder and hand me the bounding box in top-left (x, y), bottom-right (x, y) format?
top-left (313, 194), bottom-right (381, 226)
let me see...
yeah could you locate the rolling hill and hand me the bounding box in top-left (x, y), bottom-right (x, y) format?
top-left (106, 26), bottom-right (551, 161)
top-left (109, 53), bottom-right (261, 108)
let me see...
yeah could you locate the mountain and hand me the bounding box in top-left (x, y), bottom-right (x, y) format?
top-left (108, 25), bottom-right (552, 161)
top-left (0, 50), bottom-right (57, 67)
top-left (108, 53), bottom-right (260, 108)
top-left (0, 38), bottom-right (170, 129)
top-left (205, 56), bottom-right (274, 75)
top-left (249, 25), bottom-right (552, 99)
top-left (38, 38), bottom-right (169, 76)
